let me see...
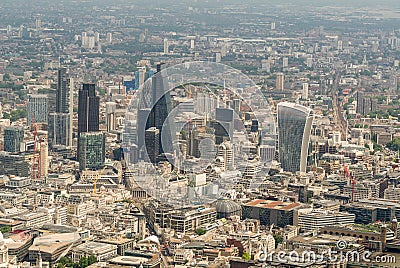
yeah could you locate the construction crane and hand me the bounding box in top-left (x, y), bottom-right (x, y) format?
top-left (31, 121), bottom-right (40, 180)
top-left (351, 173), bottom-right (357, 202)
top-left (93, 165), bottom-right (109, 194)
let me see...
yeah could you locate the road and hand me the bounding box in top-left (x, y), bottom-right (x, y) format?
top-left (331, 70), bottom-right (348, 140)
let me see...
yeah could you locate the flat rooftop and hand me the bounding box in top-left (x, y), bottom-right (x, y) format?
top-left (243, 199), bottom-right (301, 211)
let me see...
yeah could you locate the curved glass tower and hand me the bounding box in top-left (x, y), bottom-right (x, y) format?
top-left (278, 102), bottom-right (313, 173)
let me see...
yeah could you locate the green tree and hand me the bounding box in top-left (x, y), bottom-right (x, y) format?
top-left (79, 256), bottom-right (89, 268)
top-left (273, 234), bottom-right (284, 248)
top-left (88, 255), bottom-right (97, 265)
top-left (387, 138), bottom-right (400, 152)
top-left (0, 226), bottom-right (11, 233)
top-left (195, 228), bottom-right (206, 235)
top-left (242, 252), bottom-right (251, 260)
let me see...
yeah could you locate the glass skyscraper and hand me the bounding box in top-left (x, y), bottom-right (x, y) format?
top-left (278, 102), bottom-right (313, 173)
top-left (4, 126), bottom-right (24, 153)
top-left (48, 68), bottom-right (74, 147)
top-left (78, 132), bottom-right (105, 171)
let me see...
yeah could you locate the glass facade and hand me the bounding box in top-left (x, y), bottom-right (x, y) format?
top-left (278, 102), bottom-right (313, 173)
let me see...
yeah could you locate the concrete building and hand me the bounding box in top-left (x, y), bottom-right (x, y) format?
top-left (242, 199), bottom-right (303, 228)
top-left (297, 210), bottom-right (355, 232)
top-left (27, 94), bottom-right (48, 126)
top-left (72, 242), bottom-right (117, 262)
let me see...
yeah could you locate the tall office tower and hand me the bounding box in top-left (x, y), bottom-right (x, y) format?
top-left (283, 57), bottom-right (289, 68)
top-left (81, 32), bottom-right (88, 47)
top-left (163, 38), bottom-right (169, 54)
top-left (337, 40), bottom-right (343, 51)
top-left (4, 126), bottom-right (24, 152)
top-left (49, 68), bottom-right (73, 147)
top-left (78, 132), bottom-right (105, 171)
top-left (148, 63), bottom-right (173, 156)
top-left (271, 22), bottom-right (276, 30)
top-left (39, 138), bottom-right (48, 177)
top-left (302, 82), bottom-right (309, 99)
top-left (276, 73), bottom-right (285, 91)
top-left (137, 108), bottom-right (152, 157)
top-left (27, 94), bottom-right (48, 126)
top-left (232, 99), bottom-right (241, 114)
top-left (195, 92), bottom-right (217, 117)
top-left (106, 102), bottom-right (117, 132)
top-left (278, 102), bottom-right (313, 173)
top-left (134, 67), bottom-right (147, 90)
top-left (217, 141), bottom-right (234, 171)
top-left (35, 18), bottom-right (41, 30)
top-left (56, 68), bottom-right (74, 115)
top-left (78, 83), bottom-right (99, 134)
top-left (145, 127), bottom-right (159, 163)
top-left (190, 39), bottom-right (195, 49)
top-left (106, 32), bottom-right (112, 44)
top-left (214, 108), bottom-right (234, 144)
top-left (48, 113), bottom-right (73, 147)
top-left (215, 52), bottom-right (222, 63)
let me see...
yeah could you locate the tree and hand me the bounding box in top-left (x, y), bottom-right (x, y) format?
top-left (195, 228), bottom-right (206, 235)
top-left (88, 255), bottom-right (97, 265)
top-left (273, 234), bottom-right (284, 248)
top-left (242, 252), bottom-right (251, 260)
top-left (0, 226), bottom-right (11, 233)
top-left (79, 256), bottom-right (89, 268)
top-left (387, 138), bottom-right (400, 152)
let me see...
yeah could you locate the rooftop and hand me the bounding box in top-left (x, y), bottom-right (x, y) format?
top-left (243, 199), bottom-right (302, 211)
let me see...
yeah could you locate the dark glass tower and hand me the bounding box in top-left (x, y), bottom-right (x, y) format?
top-left (49, 68), bottom-right (74, 147)
top-left (56, 68), bottom-right (70, 113)
top-left (145, 63), bottom-right (174, 160)
top-left (78, 83), bottom-right (100, 134)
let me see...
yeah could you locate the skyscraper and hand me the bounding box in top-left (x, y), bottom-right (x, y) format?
top-left (78, 83), bottom-right (100, 164)
top-left (278, 102), bottom-right (313, 173)
top-left (48, 113), bottom-right (73, 147)
top-left (148, 63), bottom-right (173, 157)
top-left (4, 126), bottom-right (24, 153)
top-left (39, 138), bottom-right (48, 177)
top-left (27, 94), bottom-right (48, 126)
top-left (214, 107), bottom-right (234, 144)
top-left (106, 102), bottom-right (117, 132)
top-left (56, 68), bottom-right (73, 114)
top-left (78, 132), bottom-right (105, 170)
top-left (48, 68), bottom-right (74, 147)
top-left (276, 73), bottom-right (284, 91)
top-left (145, 127), bottom-right (159, 163)
top-left (78, 83), bottom-right (99, 134)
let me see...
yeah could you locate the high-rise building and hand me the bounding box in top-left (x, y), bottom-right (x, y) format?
top-left (283, 57), bottom-right (288, 68)
top-left (214, 108), bottom-right (234, 144)
top-left (276, 73), bottom-right (284, 91)
top-left (145, 127), bottom-right (159, 163)
top-left (56, 68), bottom-right (73, 114)
top-left (27, 94), bottom-right (48, 126)
top-left (278, 102), bottom-right (313, 173)
top-left (302, 82), bottom-right (309, 99)
top-left (78, 83), bottom-right (99, 134)
top-left (78, 132), bottom-right (105, 171)
top-left (49, 68), bottom-right (74, 147)
top-left (148, 63), bottom-right (173, 156)
top-left (4, 126), bottom-right (24, 153)
top-left (48, 113), bottom-right (73, 147)
top-left (39, 138), bottom-right (48, 178)
top-left (163, 38), bottom-right (169, 54)
top-left (106, 102), bottom-right (117, 132)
